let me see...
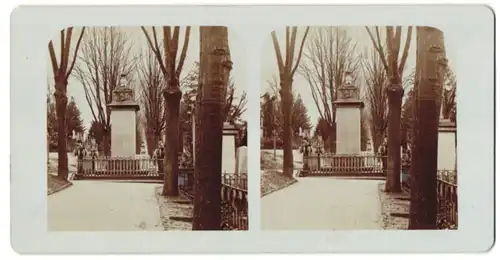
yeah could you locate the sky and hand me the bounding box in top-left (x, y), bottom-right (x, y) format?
top-left (47, 27), bottom-right (248, 129)
top-left (260, 26), bottom-right (458, 127)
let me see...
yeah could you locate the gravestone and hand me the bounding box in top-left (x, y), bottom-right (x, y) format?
top-left (109, 75), bottom-right (140, 157)
top-left (334, 72), bottom-right (364, 154)
top-left (438, 119), bottom-right (457, 170)
top-left (222, 122), bottom-right (238, 175)
top-left (236, 146), bottom-right (248, 174)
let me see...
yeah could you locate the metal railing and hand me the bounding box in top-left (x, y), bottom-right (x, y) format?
top-left (437, 170), bottom-right (458, 229)
top-left (178, 171), bottom-right (248, 230)
top-left (402, 170), bottom-right (457, 229)
top-left (300, 153), bottom-right (386, 176)
top-left (178, 168), bottom-right (195, 200)
top-left (75, 156), bottom-right (162, 179)
top-left (221, 173), bottom-right (248, 230)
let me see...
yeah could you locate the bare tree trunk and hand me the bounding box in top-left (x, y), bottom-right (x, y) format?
top-left (145, 131), bottom-right (154, 156)
top-left (192, 26), bottom-right (232, 230)
top-left (384, 84), bottom-right (403, 192)
top-left (330, 122), bottom-right (336, 153)
top-left (372, 130), bottom-right (383, 154)
top-left (48, 27), bottom-right (85, 180)
top-left (409, 26), bottom-right (446, 229)
top-left (54, 82), bottom-right (69, 180)
top-left (102, 129), bottom-right (111, 156)
top-left (162, 88), bottom-right (181, 196)
top-left (280, 78), bottom-right (294, 177)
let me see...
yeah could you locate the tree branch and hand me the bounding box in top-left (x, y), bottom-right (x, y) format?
top-left (291, 26), bottom-right (310, 75)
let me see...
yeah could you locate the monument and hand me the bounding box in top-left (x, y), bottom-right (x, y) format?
top-left (222, 122), bottom-right (238, 174)
top-left (437, 118), bottom-right (457, 171)
top-left (109, 74), bottom-right (140, 157)
top-left (334, 71), bottom-right (364, 154)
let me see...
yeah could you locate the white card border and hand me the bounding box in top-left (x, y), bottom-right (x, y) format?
top-left (10, 4), bottom-right (494, 253)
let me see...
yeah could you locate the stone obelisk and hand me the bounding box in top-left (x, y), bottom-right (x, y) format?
top-left (108, 74), bottom-right (140, 157)
top-left (334, 71), bottom-right (364, 154)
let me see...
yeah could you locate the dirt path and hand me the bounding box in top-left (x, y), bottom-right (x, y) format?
top-left (47, 181), bottom-right (163, 231)
top-left (261, 177), bottom-right (384, 230)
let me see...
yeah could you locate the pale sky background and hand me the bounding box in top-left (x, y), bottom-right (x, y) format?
top-left (47, 27), bottom-right (247, 129)
top-left (260, 26), bottom-right (458, 127)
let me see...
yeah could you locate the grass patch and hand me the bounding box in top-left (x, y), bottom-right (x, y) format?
top-left (260, 170), bottom-right (297, 197)
top-left (47, 174), bottom-right (72, 195)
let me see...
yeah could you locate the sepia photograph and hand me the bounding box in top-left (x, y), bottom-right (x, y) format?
top-left (260, 26), bottom-right (457, 230)
top-left (46, 26), bottom-right (248, 231)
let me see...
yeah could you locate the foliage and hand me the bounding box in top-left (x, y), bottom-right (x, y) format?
top-left (180, 62), bottom-right (247, 124)
top-left (291, 94), bottom-right (312, 136)
top-left (401, 64), bottom-right (457, 145)
top-left (88, 120), bottom-right (107, 151)
top-left (47, 95), bottom-right (84, 152)
top-left (260, 92), bottom-right (278, 139)
top-left (261, 90), bottom-right (311, 140)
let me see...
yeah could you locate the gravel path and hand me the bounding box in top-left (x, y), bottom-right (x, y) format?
top-left (48, 181), bottom-right (163, 231)
top-left (377, 183), bottom-right (410, 229)
top-left (261, 177), bottom-right (384, 230)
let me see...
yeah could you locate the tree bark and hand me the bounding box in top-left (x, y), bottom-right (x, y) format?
top-left (162, 88), bottom-right (182, 196)
top-left (145, 131), bottom-right (154, 157)
top-left (384, 83), bottom-right (403, 192)
top-left (330, 122), bottom-right (336, 154)
top-left (103, 128), bottom-right (111, 156)
top-left (54, 80), bottom-right (69, 180)
top-left (192, 26), bottom-right (232, 230)
top-left (280, 77), bottom-right (294, 177)
top-left (409, 26), bottom-right (446, 229)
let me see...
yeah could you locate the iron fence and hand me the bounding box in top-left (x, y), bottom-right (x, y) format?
top-left (221, 173), bottom-right (248, 230)
top-left (178, 171), bottom-right (248, 230)
top-left (437, 170), bottom-right (458, 229)
top-left (178, 168), bottom-right (195, 200)
top-left (402, 170), bottom-right (457, 229)
top-left (300, 153), bottom-right (386, 176)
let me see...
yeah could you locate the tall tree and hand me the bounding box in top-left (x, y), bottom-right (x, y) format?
top-left (260, 93), bottom-right (276, 138)
top-left (138, 46), bottom-right (166, 156)
top-left (314, 117), bottom-right (330, 142)
top-left (181, 62), bottom-right (247, 123)
top-left (409, 27), bottom-right (447, 229)
top-left (88, 120), bottom-right (105, 151)
top-left (74, 27), bottom-right (137, 156)
top-left (65, 97), bottom-right (84, 136)
top-left (299, 27), bottom-right (360, 152)
top-left (141, 26), bottom-right (191, 196)
top-left (441, 64), bottom-right (457, 122)
top-left (291, 94), bottom-right (312, 136)
top-left (362, 47), bottom-right (388, 151)
top-left (48, 27), bottom-right (85, 180)
top-left (192, 26), bottom-right (232, 230)
top-left (47, 93), bottom-right (58, 152)
top-left (223, 82), bottom-right (247, 124)
top-left (402, 65), bottom-right (455, 147)
top-left (365, 26), bottom-right (412, 192)
top-left (271, 26), bottom-right (310, 177)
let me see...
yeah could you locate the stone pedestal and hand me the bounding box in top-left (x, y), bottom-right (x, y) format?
top-left (438, 119), bottom-right (457, 170)
top-left (334, 84), bottom-right (364, 155)
top-left (109, 87), bottom-right (140, 157)
top-left (222, 122), bottom-right (238, 174)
